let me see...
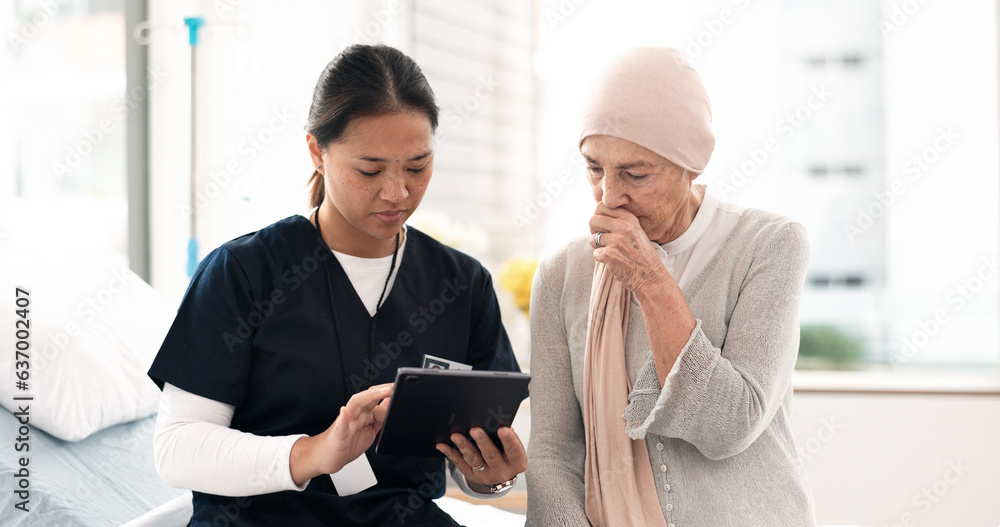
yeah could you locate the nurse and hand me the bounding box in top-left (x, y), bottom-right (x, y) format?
top-left (148, 44), bottom-right (525, 526)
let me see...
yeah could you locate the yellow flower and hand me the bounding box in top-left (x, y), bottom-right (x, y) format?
top-left (498, 257), bottom-right (539, 317)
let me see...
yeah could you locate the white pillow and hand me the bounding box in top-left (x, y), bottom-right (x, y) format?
top-left (0, 254), bottom-right (175, 441)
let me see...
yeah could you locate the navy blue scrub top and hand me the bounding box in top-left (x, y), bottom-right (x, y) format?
top-left (148, 215), bottom-right (520, 527)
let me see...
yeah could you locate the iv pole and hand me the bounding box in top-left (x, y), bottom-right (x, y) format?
top-left (183, 16), bottom-right (204, 277)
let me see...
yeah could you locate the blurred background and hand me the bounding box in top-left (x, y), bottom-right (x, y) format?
top-left (1, 0), bottom-right (999, 525)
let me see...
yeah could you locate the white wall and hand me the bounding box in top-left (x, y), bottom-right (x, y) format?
top-left (512, 385), bottom-right (1000, 526)
top-left (791, 391), bottom-right (1000, 527)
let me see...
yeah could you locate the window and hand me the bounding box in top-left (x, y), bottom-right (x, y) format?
top-left (533, 0), bottom-right (999, 371)
top-left (1, 0), bottom-right (128, 266)
top-left (411, 0), bottom-right (537, 263)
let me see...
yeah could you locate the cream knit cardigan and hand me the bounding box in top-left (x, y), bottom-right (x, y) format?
top-left (526, 209), bottom-right (817, 527)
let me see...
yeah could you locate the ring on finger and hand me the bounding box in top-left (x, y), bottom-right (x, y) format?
top-left (594, 231), bottom-right (606, 247)
top-left (472, 461), bottom-right (487, 472)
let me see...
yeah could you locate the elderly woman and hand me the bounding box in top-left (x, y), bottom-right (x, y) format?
top-left (526, 47), bottom-right (816, 526)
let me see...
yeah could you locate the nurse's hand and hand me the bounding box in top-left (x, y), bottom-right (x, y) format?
top-left (436, 426), bottom-right (526, 491)
top-left (290, 383), bottom-right (393, 486)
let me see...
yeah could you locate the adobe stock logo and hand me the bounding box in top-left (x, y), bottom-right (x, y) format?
top-left (890, 254), bottom-right (997, 367)
top-left (52, 65), bottom-right (167, 181)
top-left (179, 108), bottom-right (294, 219)
top-left (797, 417), bottom-right (843, 462)
top-left (843, 127), bottom-right (958, 244)
top-left (880, 0), bottom-right (933, 40)
top-left (717, 85), bottom-right (832, 199)
top-left (884, 459), bottom-right (970, 527)
top-left (683, 0), bottom-right (753, 61)
top-left (436, 75), bottom-right (500, 143)
top-left (6, 0), bottom-right (70, 51)
top-left (221, 243), bottom-right (331, 352)
top-left (543, 0), bottom-right (591, 29)
top-left (393, 470), bottom-right (446, 525)
top-left (348, 277), bottom-right (468, 391)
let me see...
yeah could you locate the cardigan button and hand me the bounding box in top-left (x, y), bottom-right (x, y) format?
top-left (665, 504), bottom-right (674, 512)
top-left (659, 464), bottom-right (667, 473)
top-left (664, 483), bottom-right (671, 492)
top-left (656, 442), bottom-right (664, 451)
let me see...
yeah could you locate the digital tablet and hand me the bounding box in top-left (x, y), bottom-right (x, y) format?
top-left (375, 367), bottom-right (530, 457)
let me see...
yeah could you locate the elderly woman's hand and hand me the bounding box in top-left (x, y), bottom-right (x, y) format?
top-left (589, 202), bottom-right (670, 295)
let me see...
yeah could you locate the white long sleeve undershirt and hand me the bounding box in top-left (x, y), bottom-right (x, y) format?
top-left (153, 382), bottom-right (307, 496)
top-left (152, 223), bottom-right (509, 498)
top-left (152, 383), bottom-right (509, 498)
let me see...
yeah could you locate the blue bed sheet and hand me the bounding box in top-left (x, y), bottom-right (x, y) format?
top-left (0, 408), bottom-right (186, 527)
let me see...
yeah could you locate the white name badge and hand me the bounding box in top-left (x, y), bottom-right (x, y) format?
top-left (330, 454), bottom-right (378, 495)
top-left (421, 354), bottom-right (472, 370)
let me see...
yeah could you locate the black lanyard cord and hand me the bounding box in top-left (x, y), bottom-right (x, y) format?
top-left (313, 210), bottom-right (400, 400)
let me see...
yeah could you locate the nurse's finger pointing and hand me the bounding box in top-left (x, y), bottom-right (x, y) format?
top-left (347, 384), bottom-right (394, 413)
top-left (369, 382), bottom-right (395, 393)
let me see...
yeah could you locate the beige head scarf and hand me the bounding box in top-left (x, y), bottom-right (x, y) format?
top-left (580, 47), bottom-right (714, 527)
top-left (579, 46), bottom-right (715, 173)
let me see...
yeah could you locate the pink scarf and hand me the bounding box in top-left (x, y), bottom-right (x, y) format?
top-left (583, 263), bottom-right (668, 527)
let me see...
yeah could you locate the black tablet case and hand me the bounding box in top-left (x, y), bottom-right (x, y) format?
top-left (375, 367), bottom-right (530, 457)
